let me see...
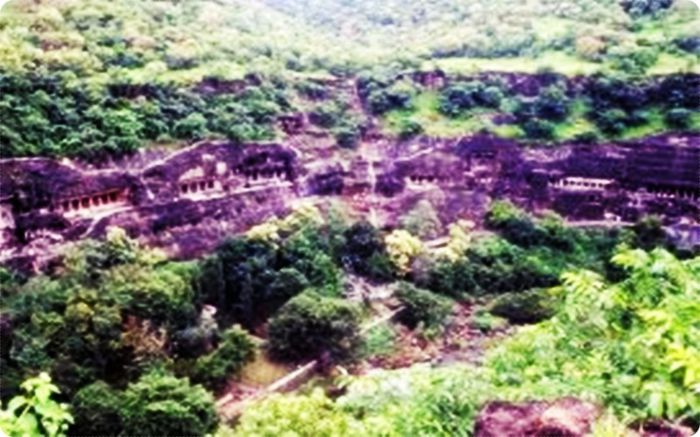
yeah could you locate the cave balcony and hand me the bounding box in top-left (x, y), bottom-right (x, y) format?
top-left (55, 189), bottom-right (130, 218)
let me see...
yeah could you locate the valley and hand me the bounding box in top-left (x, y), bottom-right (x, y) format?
top-left (0, 1), bottom-right (699, 436)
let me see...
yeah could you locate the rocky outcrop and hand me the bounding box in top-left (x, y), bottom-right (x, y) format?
top-left (475, 398), bottom-right (602, 437)
top-left (1, 133), bottom-right (698, 272)
top-left (474, 399), bottom-right (695, 437)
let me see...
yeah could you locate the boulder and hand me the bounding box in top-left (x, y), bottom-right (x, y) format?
top-left (474, 398), bottom-right (601, 437)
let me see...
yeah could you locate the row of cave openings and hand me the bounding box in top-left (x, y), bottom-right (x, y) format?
top-left (407, 175), bottom-right (447, 185)
top-left (644, 184), bottom-right (699, 200)
top-left (179, 168), bottom-right (290, 196)
top-left (551, 178), bottom-right (612, 190)
top-left (551, 178), bottom-right (699, 201)
top-left (57, 190), bottom-right (126, 213)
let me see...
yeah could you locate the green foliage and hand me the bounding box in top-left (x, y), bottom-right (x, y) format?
top-left (359, 323), bottom-right (397, 359)
top-left (0, 69), bottom-right (287, 159)
top-left (190, 326), bottom-right (256, 391)
top-left (427, 204), bottom-right (620, 297)
top-left (395, 282), bottom-right (453, 331)
top-left (236, 389), bottom-right (366, 436)
top-left (400, 200), bottom-right (443, 240)
top-left (488, 288), bottom-right (557, 324)
top-left (338, 365), bottom-right (494, 436)
top-left (2, 229), bottom-right (209, 406)
top-left (340, 222), bottom-right (396, 281)
top-left (397, 118), bottom-right (424, 140)
top-left (486, 249), bottom-right (700, 422)
top-left (267, 291), bottom-right (362, 362)
top-left (665, 107), bottom-right (692, 129)
top-left (70, 381), bottom-right (123, 436)
top-left (439, 81), bottom-right (503, 116)
top-left (333, 122), bottom-right (362, 149)
top-left (0, 373), bottom-right (73, 437)
top-left (120, 371), bottom-right (218, 437)
top-left (201, 227), bottom-right (342, 328)
top-left (361, 77), bottom-right (416, 115)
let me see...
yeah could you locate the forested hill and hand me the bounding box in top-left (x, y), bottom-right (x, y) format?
top-left (0, 0), bottom-right (698, 159)
top-left (261, 0), bottom-right (700, 64)
top-left (2, 0), bottom-right (697, 74)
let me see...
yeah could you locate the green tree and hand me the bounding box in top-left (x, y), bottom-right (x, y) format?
top-left (395, 282), bottom-right (453, 331)
top-left (268, 291), bottom-right (362, 362)
top-left (120, 371), bottom-right (218, 436)
top-left (191, 326), bottom-right (256, 391)
top-left (70, 381), bottom-right (123, 436)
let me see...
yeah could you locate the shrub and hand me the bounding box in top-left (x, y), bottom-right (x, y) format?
top-left (334, 123), bottom-right (361, 149)
top-left (71, 381), bottom-right (123, 436)
top-left (522, 119), bottom-right (555, 140)
top-left (621, 0), bottom-right (672, 17)
top-left (486, 249), bottom-right (700, 423)
top-left (385, 229), bottom-right (423, 274)
top-left (366, 81), bottom-right (415, 115)
top-left (236, 389), bottom-right (364, 436)
top-left (665, 108), bottom-right (692, 129)
top-left (340, 222), bottom-right (395, 281)
top-left (359, 323), bottom-right (397, 359)
top-left (191, 326), bottom-right (256, 391)
top-left (120, 371), bottom-right (217, 437)
top-left (267, 291), bottom-right (362, 362)
top-left (439, 81), bottom-right (502, 116)
top-left (397, 119), bottom-right (424, 140)
top-left (173, 112), bottom-right (208, 140)
top-left (395, 282), bottom-right (453, 330)
top-left (488, 288), bottom-right (557, 324)
top-left (596, 109), bottom-right (629, 135)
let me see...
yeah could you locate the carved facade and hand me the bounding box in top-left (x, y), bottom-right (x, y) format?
top-left (1, 133), bottom-right (698, 272)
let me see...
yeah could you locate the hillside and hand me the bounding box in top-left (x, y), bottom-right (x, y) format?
top-left (0, 1), bottom-right (699, 436)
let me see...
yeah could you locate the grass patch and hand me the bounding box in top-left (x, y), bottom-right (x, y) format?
top-left (383, 91), bottom-right (494, 137)
top-left (648, 53), bottom-right (700, 75)
top-left (359, 322), bottom-right (397, 359)
top-left (239, 350), bottom-right (293, 387)
top-left (552, 99), bottom-right (599, 141)
top-left (430, 52), bottom-right (602, 76)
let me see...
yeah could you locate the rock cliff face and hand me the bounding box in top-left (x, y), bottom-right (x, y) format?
top-left (1, 133), bottom-right (698, 272)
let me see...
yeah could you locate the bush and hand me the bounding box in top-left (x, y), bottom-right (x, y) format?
top-left (596, 109), bottom-right (629, 135)
top-left (267, 291), bottom-right (362, 362)
top-left (395, 282), bottom-right (452, 330)
top-left (340, 222), bottom-right (395, 281)
top-left (71, 381), bottom-right (123, 436)
top-left (488, 288), bottom-right (557, 324)
top-left (366, 81), bottom-right (415, 115)
top-left (665, 108), bottom-right (692, 129)
top-left (334, 123), bottom-right (361, 149)
top-left (439, 81), bottom-right (503, 116)
top-left (522, 118), bottom-right (555, 140)
top-left (191, 326), bottom-right (256, 391)
top-left (397, 119), bottom-right (424, 140)
top-left (236, 389), bottom-right (363, 436)
top-left (621, 0), bottom-right (672, 17)
top-left (120, 371), bottom-right (217, 437)
top-left (173, 112), bottom-right (208, 140)
top-left (359, 323), bottom-right (397, 359)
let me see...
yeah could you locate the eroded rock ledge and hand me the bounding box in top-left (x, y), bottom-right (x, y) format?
top-left (1, 133), bottom-right (698, 272)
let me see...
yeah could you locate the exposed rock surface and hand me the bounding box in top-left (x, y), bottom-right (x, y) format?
top-left (1, 132), bottom-right (698, 272)
top-left (475, 398), bottom-right (602, 437)
top-left (474, 399), bottom-right (695, 437)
